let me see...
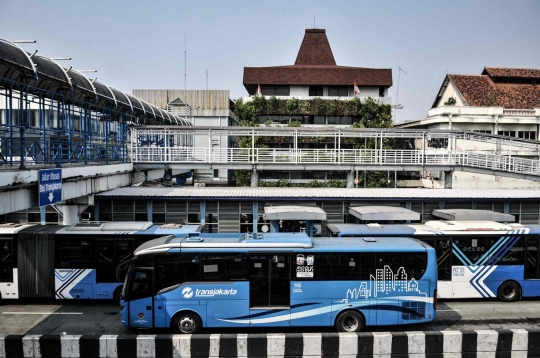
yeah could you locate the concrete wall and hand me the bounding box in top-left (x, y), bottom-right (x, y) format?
top-left (290, 86), bottom-right (309, 97)
top-left (452, 171), bottom-right (540, 190)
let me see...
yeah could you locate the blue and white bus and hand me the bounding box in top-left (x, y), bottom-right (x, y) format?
top-left (327, 221), bottom-right (540, 302)
top-left (0, 221), bottom-right (203, 301)
top-left (120, 232), bottom-right (437, 333)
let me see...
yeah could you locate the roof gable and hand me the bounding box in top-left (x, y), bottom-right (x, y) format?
top-left (294, 29), bottom-right (336, 66)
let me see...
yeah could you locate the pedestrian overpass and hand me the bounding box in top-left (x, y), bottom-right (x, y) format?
top-left (130, 126), bottom-right (540, 186)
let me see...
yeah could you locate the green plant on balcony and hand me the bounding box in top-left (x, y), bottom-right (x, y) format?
top-left (268, 96), bottom-right (278, 113)
top-left (287, 120), bottom-right (301, 127)
top-left (298, 100), bottom-right (311, 114)
top-left (287, 97), bottom-right (299, 112)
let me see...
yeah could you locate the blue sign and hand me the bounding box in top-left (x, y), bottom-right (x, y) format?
top-left (38, 169), bottom-right (62, 207)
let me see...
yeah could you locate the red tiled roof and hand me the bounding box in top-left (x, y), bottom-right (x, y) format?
top-left (243, 29), bottom-right (392, 92)
top-left (295, 29), bottom-right (336, 66)
top-left (449, 74), bottom-right (540, 109)
top-left (483, 67), bottom-right (540, 79)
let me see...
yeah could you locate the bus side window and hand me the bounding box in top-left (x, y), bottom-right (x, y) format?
top-left (292, 254), bottom-right (331, 280)
top-left (498, 237), bottom-right (524, 265)
top-left (454, 236), bottom-right (496, 263)
top-left (201, 254), bottom-right (248, 281)
top-left (332, 253), bottom-right (360, 280)
top-left (56, 239), bottom-right (93, 269)
top-left (179, 254), bottom-right (200, 283)
top-left (0, 240), bottom-right (13, 282)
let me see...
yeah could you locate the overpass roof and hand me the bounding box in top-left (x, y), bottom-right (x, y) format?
top-left (349, 206), bottom-right (420, 221)
top-left (432, 209), bottom-right (515, 222)
top-left (264, 206), bottom-right (327, 221)
top-left (97, 187), bottom-right (540, 201)
top-left (0, 38), bottom-right (189, 125)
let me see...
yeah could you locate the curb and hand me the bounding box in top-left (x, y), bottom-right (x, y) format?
top-left (0, 329), bottom-right (538, 357)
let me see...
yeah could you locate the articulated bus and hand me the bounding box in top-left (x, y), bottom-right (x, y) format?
top-left (120, 233), bottom-right (437, 333)
top-left (0, 221), bottom-right (203, 301)
top-left (327, 221), bottom-right (540, 302)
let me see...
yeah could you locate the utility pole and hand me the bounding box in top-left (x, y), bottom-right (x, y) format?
top-left (394, 67), bottom-right (407, 123)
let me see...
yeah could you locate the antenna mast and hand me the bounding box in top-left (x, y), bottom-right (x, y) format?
top-left (206, 69), bottom-right (208, 91)
top-left (184, 37), bottom-right (187, 93)
top-left (394, 67), bottom-right (407, 123)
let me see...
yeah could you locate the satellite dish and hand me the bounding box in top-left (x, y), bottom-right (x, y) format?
top-left (261, 225), bottom-right (269, 233)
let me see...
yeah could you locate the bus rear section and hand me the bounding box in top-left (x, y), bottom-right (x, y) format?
top-left (120, 233), bottom-right (437, 333)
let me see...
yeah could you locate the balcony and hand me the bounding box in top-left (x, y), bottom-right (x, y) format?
top-left (242, 95), bottom-right (392, 105)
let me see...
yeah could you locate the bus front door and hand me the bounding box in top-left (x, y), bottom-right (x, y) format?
top-left (249, 254), bottom-right (291, 327)
top-left (127, 267), bottom-right (154, 328)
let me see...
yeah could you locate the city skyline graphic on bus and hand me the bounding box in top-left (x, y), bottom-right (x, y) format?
top-left (342, 265), bottom-right (427, 302)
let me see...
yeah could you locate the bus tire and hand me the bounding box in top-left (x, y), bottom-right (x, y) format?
top-left (172, 311), bottom-right (202, 334)
top-left (498, 281), bottom-right (520, 302)
top-left (335, 310), bottom-right (365, 332)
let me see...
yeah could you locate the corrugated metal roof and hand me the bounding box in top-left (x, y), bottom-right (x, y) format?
top-left (264, 206), bottom-right (327, 220)
top-left (96, 187), bottom-right (540, 200)
top-left (432, 209), bottom-right (515, 222)
top-left (349, 206), bottom-right (420, 221)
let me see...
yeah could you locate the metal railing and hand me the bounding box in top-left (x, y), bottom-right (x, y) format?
top-left (130, 147), bottom-right (540, 176)
top-left (0, 124), bottom-right (127, 168)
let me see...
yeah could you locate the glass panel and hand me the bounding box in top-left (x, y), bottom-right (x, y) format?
top-left (250, 255), bottom-right (269, 307)
top-left (270, 255), bottom-right (290, 306)
top-left (0, 240), bottom-right (13, 282)
top-left (130, 268), bottom-right (153, 301)
top-left (56, 239), bottom-right (93, 268)
top-left (97, 241), bottom-right (115, 283)
top-left (525, 238), bottom-right (538, 279)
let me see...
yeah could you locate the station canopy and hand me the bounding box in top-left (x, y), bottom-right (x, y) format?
top-left (432, 209), bottom-right (515, 222)
top-left (263, 206), bottom-right (327, 221)
top-left (349, 206), bottom-right (420, 221)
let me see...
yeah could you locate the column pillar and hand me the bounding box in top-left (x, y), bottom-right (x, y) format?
top-left (62, 205), bottom-right (80, 225)
top-left (251, 169), bottom-right (259, 187)
top-left (346, 170), bottom-right (354, 188)
top-left (444, 171), bottom-right (453, 189)
top-left (252, 201), bottom-right (258, 233)
top-left (147, 200), bottom-right (153, 222)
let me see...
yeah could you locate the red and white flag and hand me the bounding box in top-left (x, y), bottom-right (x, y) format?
top-left (257, 84), bottom-right (263, 96)
top-left (354, 81), bottom-right (361, 97)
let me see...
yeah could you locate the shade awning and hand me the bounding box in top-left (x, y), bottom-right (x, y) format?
top-left (349, 206), bottom-right (420, 221)
top-left (432, 209), bottom-right (515, 222)
top-left (264, 206), bottom-right (326, 221)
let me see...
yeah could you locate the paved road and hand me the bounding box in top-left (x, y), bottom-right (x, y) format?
top-left (1, 299), bottom-right (540, 335)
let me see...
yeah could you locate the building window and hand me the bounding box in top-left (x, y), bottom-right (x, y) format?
top-left (473, 130), bottom-right (492, 134)
top-left (261, 86), bottom-right (290, 96)
top-left (498, 131), bottom-right (516, 137)
top-left (328, 86), bottom-right (349, 97)
top-left (379, 87), bottom-right (385, 97)
top-left (309, 86), bottom-right (324, 96)
top-left (327, 116), bottom-right (353, 125)
top-left (518, 131), bottom-right (536, 140)
top-left (213, 169), bottom-right (219, 178)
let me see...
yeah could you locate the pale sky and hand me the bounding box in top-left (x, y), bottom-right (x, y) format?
top-left (1, 0), bottom-right (539, 122)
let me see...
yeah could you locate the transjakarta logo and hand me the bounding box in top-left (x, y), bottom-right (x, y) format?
top-left (181, 286), bottom-right (237, 298)
top-left (182, 287), bottom-right (194, 299)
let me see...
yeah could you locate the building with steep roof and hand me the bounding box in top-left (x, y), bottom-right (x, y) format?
top-left (243, 29), bottom-right (393, 112)
top-left (396, 67), bottom-right (540, 190)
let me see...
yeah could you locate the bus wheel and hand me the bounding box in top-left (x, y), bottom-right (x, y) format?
top-left (335, 310), bottom-right (365, 332)
top-left (172, 312), bottom-right (202, 334)
top-left (498, 281), bottom-right (520, 302)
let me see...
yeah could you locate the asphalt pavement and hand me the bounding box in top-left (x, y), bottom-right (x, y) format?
top-left (1, 299), bottom-right (540, 335)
